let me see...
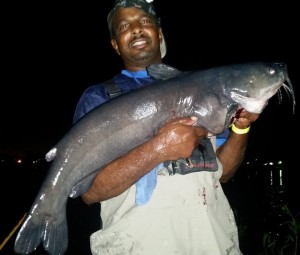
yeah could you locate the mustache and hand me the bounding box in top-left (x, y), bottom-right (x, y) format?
top-left (130, 34), bottom-right (149, 44)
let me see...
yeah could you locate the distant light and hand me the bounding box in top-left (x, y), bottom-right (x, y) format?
top-left (279, 169), bottom-right (283, 186)
top-left (32, 158), bottom-right (42, 164)
top-left (16, 159), bottom-right (22, 164)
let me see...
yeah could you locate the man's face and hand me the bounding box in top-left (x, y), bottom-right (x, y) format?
top-left (111, 7), bottom-right (162, 68)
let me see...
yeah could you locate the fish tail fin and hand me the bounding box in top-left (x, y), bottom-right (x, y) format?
top-left (43, 216), bottom-right (68, 255)
top-left (14, 212), bottom-right (68, 255)
top-left (14, 214), bottom-right (44, 254)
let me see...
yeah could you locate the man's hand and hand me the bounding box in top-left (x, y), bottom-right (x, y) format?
top-left (233, 109), bottom-right (260, 129)
top-left (154, 116), bottom-right (208, 161)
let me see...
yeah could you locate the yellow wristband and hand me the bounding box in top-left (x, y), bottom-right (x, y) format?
top-left (230, 123), bottom-right (250, 134)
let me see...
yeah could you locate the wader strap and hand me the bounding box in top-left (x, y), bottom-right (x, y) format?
top-left (164, 137), bottom-right (218, 175)
top-left (104, 79), bottom-right (123, 99)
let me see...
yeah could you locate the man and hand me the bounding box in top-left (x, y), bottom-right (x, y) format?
top-left (73, 0), bottom-right (259, 254)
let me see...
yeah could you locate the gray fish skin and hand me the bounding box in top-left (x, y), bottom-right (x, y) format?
top-left (14, 62), bottom-right (295, 255)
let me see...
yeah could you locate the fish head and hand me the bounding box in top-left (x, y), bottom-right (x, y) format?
top-left (191, 92), bottom-right (240, 135)
top-left (224, 62), bottom-right (295, 114)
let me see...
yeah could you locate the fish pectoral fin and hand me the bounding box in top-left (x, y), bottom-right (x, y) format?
top-left (69, 170), bottom-right (100, 198)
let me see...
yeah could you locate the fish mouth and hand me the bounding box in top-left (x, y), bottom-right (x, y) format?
top-left (229, 107), bottom-right (244, 124)
top-left (230, 92), bottom-right (270, 114)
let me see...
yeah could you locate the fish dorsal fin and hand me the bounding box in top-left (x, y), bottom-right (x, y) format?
top-left (147, 63), bottom-right (182, 80)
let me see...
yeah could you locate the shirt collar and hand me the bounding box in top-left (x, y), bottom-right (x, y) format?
top-left (121, 70), bottom-right (149, 78)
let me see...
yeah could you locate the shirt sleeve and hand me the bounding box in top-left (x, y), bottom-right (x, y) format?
top-left (73, 85), bottom-right (109, 124)
top-left (216, 128), bottom-right (230, 147)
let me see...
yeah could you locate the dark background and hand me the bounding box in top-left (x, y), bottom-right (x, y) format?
top-left (1, 2), bottom-right (298, 156)
top-left (1, 1), bottom-right (299, 254)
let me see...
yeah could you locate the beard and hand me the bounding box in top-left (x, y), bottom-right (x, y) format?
top-left (132, 48), bottom-right (154, 62)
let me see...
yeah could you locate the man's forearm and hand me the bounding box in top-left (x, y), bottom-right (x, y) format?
top-left (217, 131), bottom-right (249, 183)
top-left (217, 111), bottom-right (259, 183)
top-left (81, 137), bottom-right (164, 205)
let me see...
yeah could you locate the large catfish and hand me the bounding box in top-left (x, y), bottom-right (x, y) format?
top-left (14, 62), bottom-right (295, 254)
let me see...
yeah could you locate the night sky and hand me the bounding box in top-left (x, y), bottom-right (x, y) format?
top-left (1, 1), bottom-right (298, 161)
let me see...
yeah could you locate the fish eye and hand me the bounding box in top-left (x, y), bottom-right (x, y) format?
top-left (269, 68), bottom-right (275, 75)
